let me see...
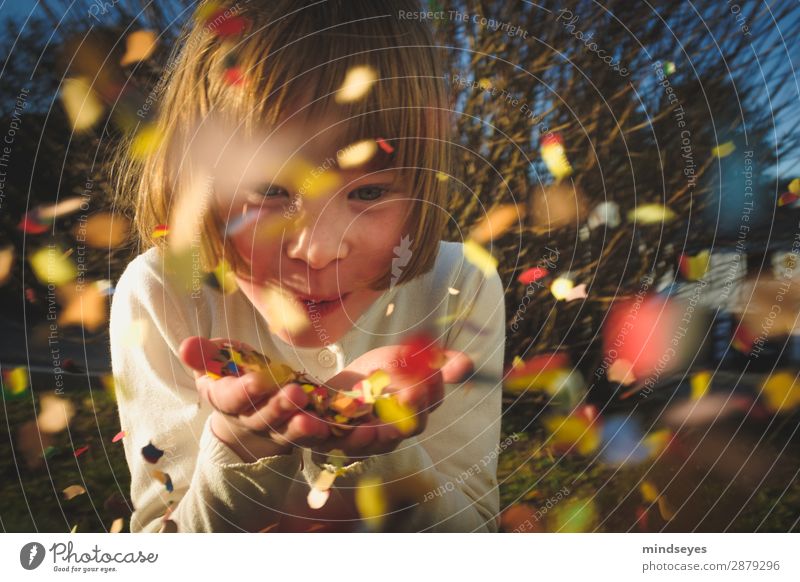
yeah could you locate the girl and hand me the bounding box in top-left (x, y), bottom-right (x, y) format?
top-left (110, 0), bottom-right (506, 532)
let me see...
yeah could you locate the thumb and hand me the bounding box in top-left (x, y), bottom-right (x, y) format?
top-left (440, 350), bottom-right (474, 384)
top-left (179, 336), bottom-right (222, 373)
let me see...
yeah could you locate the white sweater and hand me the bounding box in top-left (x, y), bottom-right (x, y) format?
top-left (110, 240), bottom-right (506, 532)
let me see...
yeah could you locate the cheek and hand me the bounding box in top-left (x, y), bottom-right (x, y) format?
top-left (229, 230), bottom-right (281, 281)
top-left (349, 206), bottom-right (410, 265)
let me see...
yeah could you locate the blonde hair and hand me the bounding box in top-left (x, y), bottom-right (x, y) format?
top-left (116, 0), bottom-right (451, 290)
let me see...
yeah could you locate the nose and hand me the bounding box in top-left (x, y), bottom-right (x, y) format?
top-left (285, 203), bottom-right (350, 270)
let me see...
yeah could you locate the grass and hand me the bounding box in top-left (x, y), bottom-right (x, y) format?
top-left (2, 378), bottom-right (798, 532)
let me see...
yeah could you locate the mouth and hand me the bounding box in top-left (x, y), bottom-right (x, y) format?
top-left (291, 291), bottom-right (350, 317)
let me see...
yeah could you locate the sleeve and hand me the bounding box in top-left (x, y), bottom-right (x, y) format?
top-left (301, 264), bottom-right (505, 532)
top-left (110, 254), bottom-right (302, 533)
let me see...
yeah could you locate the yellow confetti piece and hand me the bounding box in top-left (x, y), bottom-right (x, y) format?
top-left (63, 485), bottom-right (86, 500)
top-left (101, 375), bottom-right (119, 401)
top-left (360, 369), bottom-right (391, 404)
top-left (640, 481), bottom-right (659, 503)
top-left (644, 429), bottom-right (671, 457)
top-left (4, 367), bottom-right (29, 395)
top-left (355, 476), bottom-right (388, 531)
top-left (435, 172), bottom-right (449, 182)
top-left (130, 124), bottom-right (164, 159)
top-left (690, 370), bottom-right (712, 400)
top-left (335, 65), bottom-right (377, 103)
top-left (212, 259), bottom-right (238, 295)
top-left (262, 286), bottom-right (310, 335)
top-left (543, 415), bottom-right (600, 456)
top-left (194, 1), bottom-right (221, 23)
top-left (374, 395), bottom-right (417, 435)
top-left (29, 246), bottom-right (78, 286)
top-left (540, 136), bottom-right (573, 180)
top-left (680, 250), bottom-right (710, 281)
top-left (337, 139), bottom-right (378, 170)
top-left (36, 197), bottom-right (85, 220)
top-left (657, 495), bottom-right (676, 521)
top-left (712, 141), bottom-right (736, 158)
top-left (549, 497), bottom-right (597, 532)
top-left (60, 77), bottom-right (104, 131)
top-left (120, 30), bottom-right (158, 66)
top-left (627, 204), bottom-right (677, 224)
top-left (110, 517), bottom-right (125, 533)
top-left (385, 302), bottom-right (395, 316)
top-left (761, 371), bottom-right (800, 413)
top-left (288, 160), bottom-right (342, 199)
top-left (70, 524), bottom-right (78, 534)
top-left (789, 178), bottom-right (800, 194)
top-left (463, 239), bottom-right (498, 276)
top-left (550, 276), bottom-right (574, 301)
top-left (447, 287), bottom-right (460, 295)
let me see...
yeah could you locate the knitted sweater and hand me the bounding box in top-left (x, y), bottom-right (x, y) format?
top-left (109, 240), bottom-right (506, 532)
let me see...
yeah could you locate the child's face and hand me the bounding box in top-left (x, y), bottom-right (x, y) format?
top-left (227, 149), bottom-right (412, 348)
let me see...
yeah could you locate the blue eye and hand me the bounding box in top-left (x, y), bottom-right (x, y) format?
top-left (350, 185), bottom-right (389, 202)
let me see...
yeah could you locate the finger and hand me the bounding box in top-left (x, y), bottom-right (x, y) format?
top-left (441, 350), bottom-right (474, 384)
top-left (180, 336), bottom-right (221, 373)
top-left (317, 422), bottom-right (377, 455)
top-left (237, 383), bottom-right (307, 432)
top-left (197, 372), bottom-right (278, 415)
top-left (269, 412), bottom-right (329, 447)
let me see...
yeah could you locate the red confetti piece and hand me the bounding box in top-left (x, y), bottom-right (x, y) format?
top-left (223, 67), bottom-right (246, 86)
top-left (152, 224), bottom-right (169, 238)
top-left (376, 137), bottom-right (395, 154)
top-left (778, 191), bottom-right (799, 207)
top-left (207, 9), bottom-right (248, 37)
top-left (74, 445), bottom-right (90, 458)
top-left (635, 506), bottom-right (649, 532)
top-left (540, 133), bottom-right (563, 148)
top-left (397, 332), bottom-right (446, 380)
top-left (17, 213), bottom-right (49, 235)
top-left (518, 267), bottom-right (548, 285)
top-left (112, 430), bottom-right (126, 443)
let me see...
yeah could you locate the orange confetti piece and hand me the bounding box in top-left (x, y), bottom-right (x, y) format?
top-left (112, 430), bottom-right (126, 443)
top-left (120, 30), bottom-right (158, 66)
top-left (63, 485), bottom-right (86, 500)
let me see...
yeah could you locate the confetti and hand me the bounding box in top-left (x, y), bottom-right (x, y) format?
top-left (223, 66), bottom-right (246, 86)
top-left (607, 358), bottom-right (636, 385)
top-left (130, 124), bottom-right (163, 159)
top-left (287, 159), bottom-right (342, 198)
top-left (550, 276), bottom-right (574, 300)
top-left (120, 30), bottom-right (158, 66)
top-left (37, 393), bottom-right (76, 434)
top-left (690, 370), bottom-right (712, 400)
top-left (374, 395), bottom-right (417, 436)
top-left (57, 282), bottom-right (108, 332)
top-left (2, 366), bottom-right (29, 396)
top-left (463, 239), bottom-right (498, 276)
top-left (141, 442), bottom-right (165, 464)
top-left (355, 476), bottom-right (387, 531)
top-left (74, 445), bottom-right (90, 458)
top-left (376, 137), bottom-right (395, 154)
top-left (761, 371), bottom-right (800, 413)
top-left (29, 246), bottom-right (78, 286)
top-left (307, 470), bottom-right (337, 509)
top-left (75, 213), bottom-right (130, 248)
top-left (543, 413), bottom-right (600, 456)
top-left (435, 172), bottom-right (449, 182)
top-left (70, 524), bottom-right (78, 534)
top-left (469, 204), bottom-right (519, 245)
top-left (206, 9), bottom-right (249, 37)
top-left (210, 259), bottom-right (238, 295)
top-left (337, 139), bottom-right (378, 169)
top-left (36, 197), bottom-right (85, 220)
top-left (598, 415), bottom-right (651, 466)
top-left (152, 224), bottom-right (169, 238)
top-left (518, 267), bottom-right (548, 285)
top-left (385, 302), bottom-right (395, 316)
top-left (778, 191), bottom-right (800, 207)
top-left (60, 77), bottom-right (104, 131)
top-left (447, 286), bottom-right (460, 295)
top-left (627, 204), bottom-right (676, 224)
top-left (152, 469), bottom-right (174, 492)
top-left (540, 134), bottom-right (573, 180)
top-left (679, 250), bottom-right (710, 281)
top-left (564, 283), bottom-right (587, 302)
top-left (63, 485), bottom-right (87, 500)
top-left (112, 430), bottom-right (126, 443)
top-left (789, 178), bottom-right (800, 194)
top-left (335, 65), bottom-right (378, 103)
top-left (262, 286), bottom-right (311, 335)
top-left (712, 141), bottom-right (736, 158)
top-left (17, 213), bottom-right (49, 235)
top-left (548, 497), bottom-right (597, 532)
top-left (110, 518), bottom-right (125, 533)
top-left (663, 61), bottom-right (676, 75)
top-left (587, 201), bottom-right (621, 229)
top-left (355, 369), bottom-right (391, 404)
